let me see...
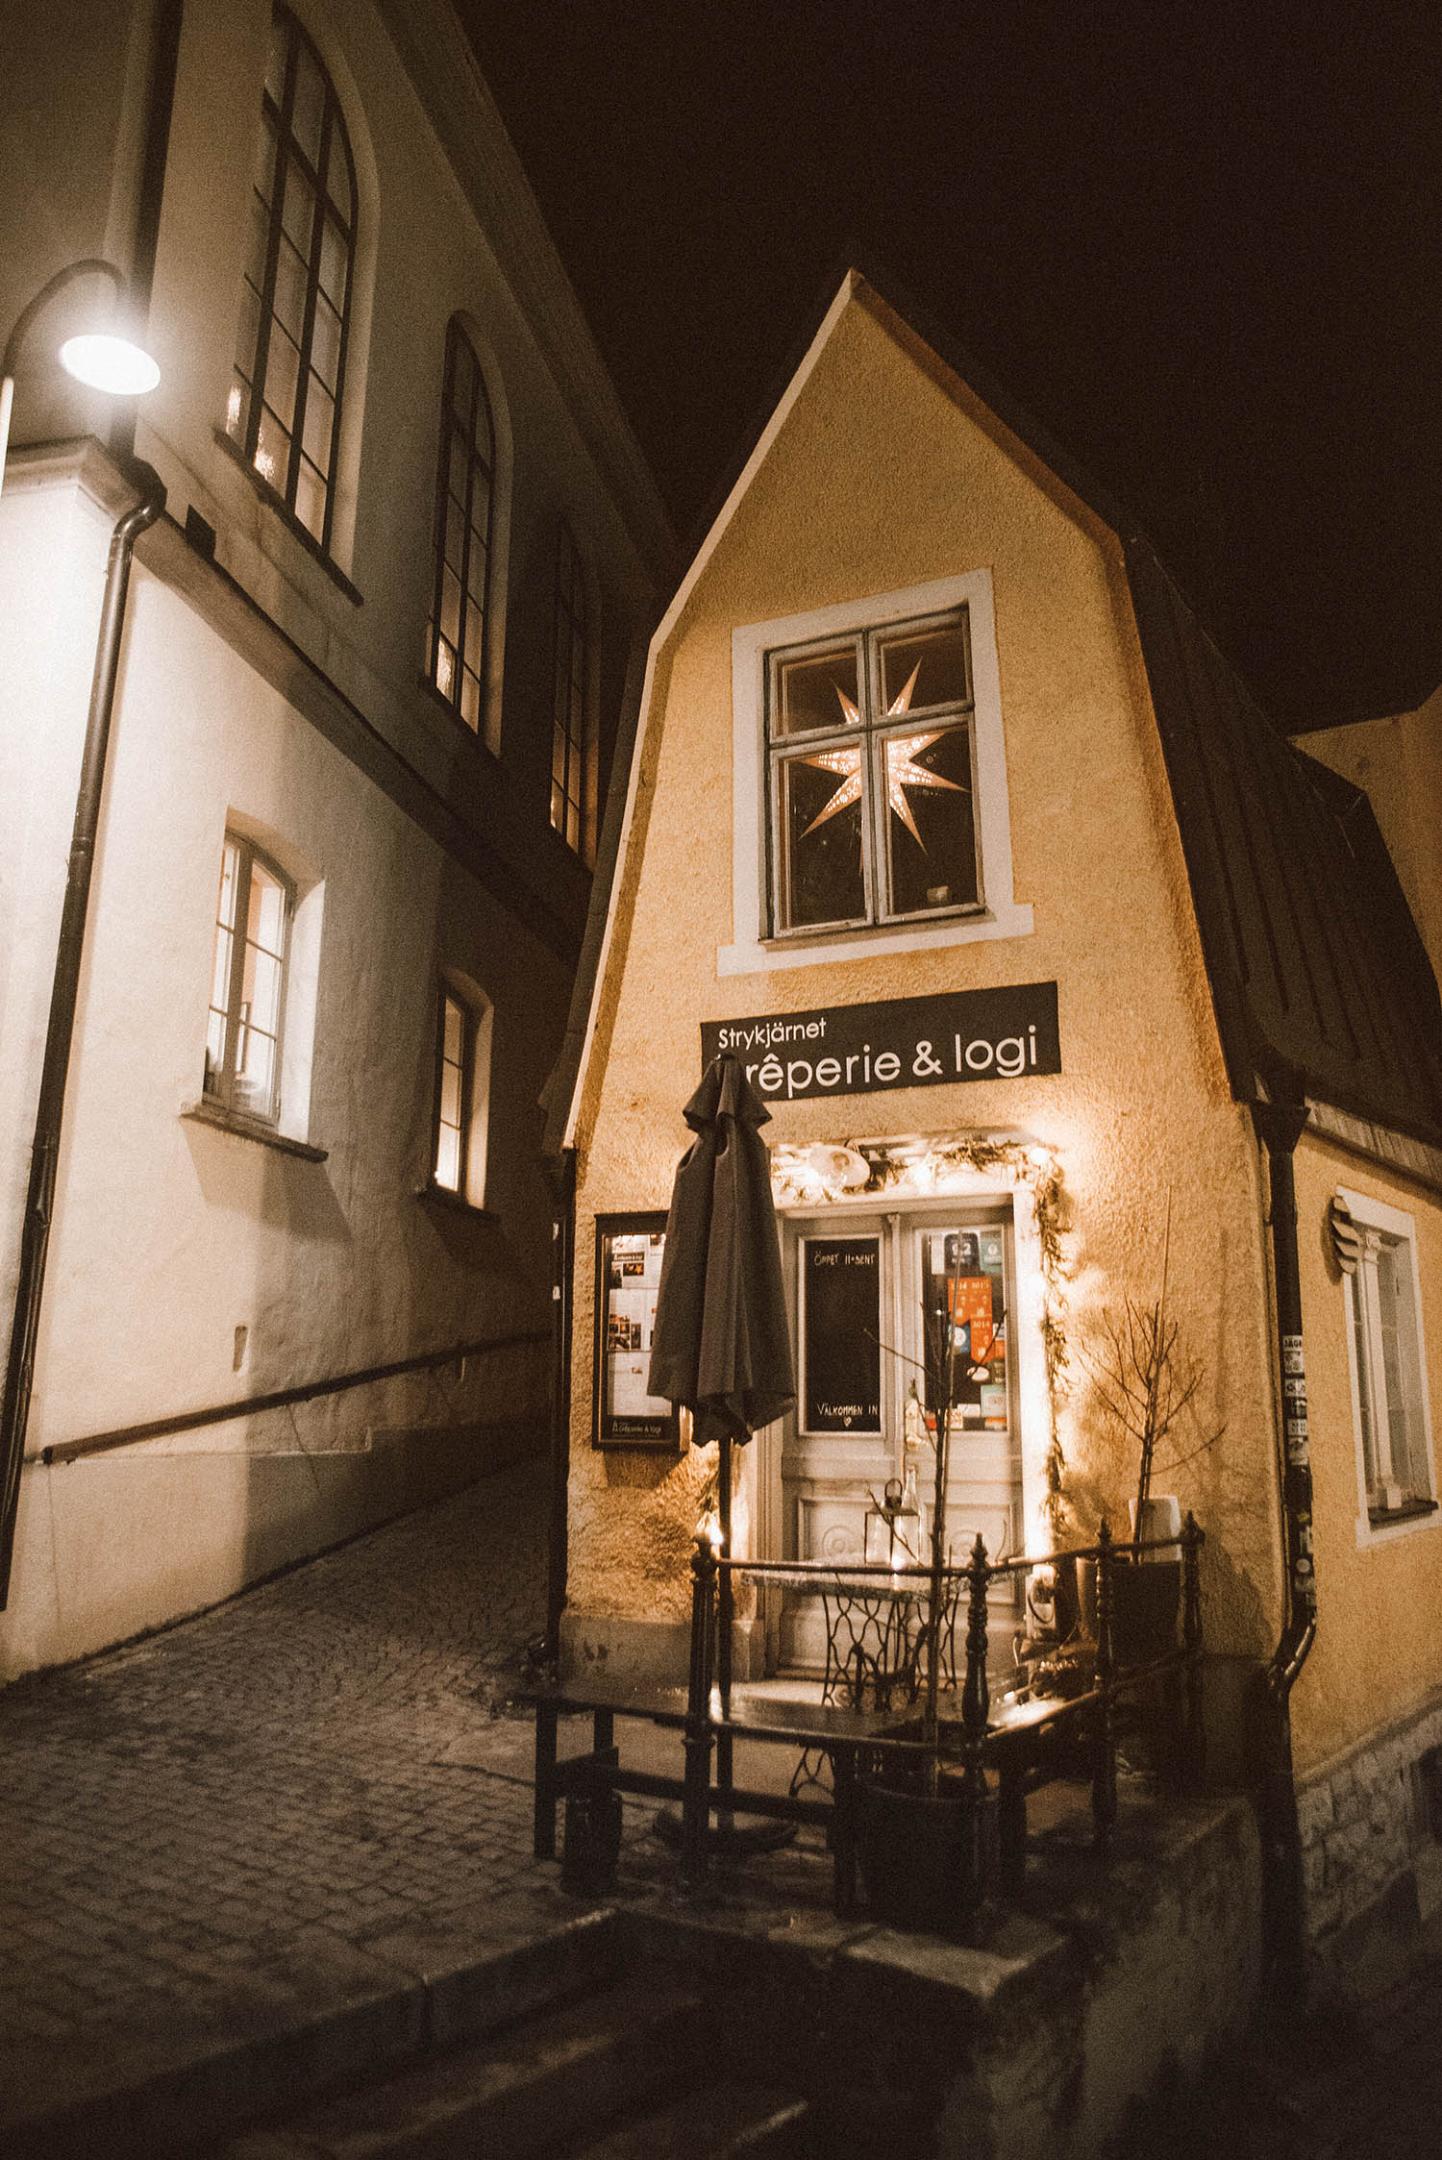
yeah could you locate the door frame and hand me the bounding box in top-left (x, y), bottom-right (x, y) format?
top-left (754, 1167), bottom-right (1054, 1670)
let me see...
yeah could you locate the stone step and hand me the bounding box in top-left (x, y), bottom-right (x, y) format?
top-left (565, 2079), bottom-right (811, 2158)
top-left (217, 1974), bottom-right (703, 2159)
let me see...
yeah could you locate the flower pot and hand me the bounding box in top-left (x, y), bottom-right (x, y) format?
top-left (1077, 1557), bottom-right (1181, 1666)
top-left (1130, 1492), bottom-right (1183, 1562)
top-left (855, 1771), bottom-right (995, 1935)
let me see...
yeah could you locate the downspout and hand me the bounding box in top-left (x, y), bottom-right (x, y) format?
top-left (0, 465), bottom-right (167, 1604)
top-left (1251, 1092), bottom-right (1319, 1997)
top-left (543, 1147), bottom-right (577, 1669)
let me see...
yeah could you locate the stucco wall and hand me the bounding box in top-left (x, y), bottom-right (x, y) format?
top-left (1303, 694), bottom-right (1442, 978)
top-left (1289, 1131), bottom-right (1442, 1775)
top-left (566, 289), bottom-right (1282, 1669)
top-left (0, 471), bottom-right (561, 1677)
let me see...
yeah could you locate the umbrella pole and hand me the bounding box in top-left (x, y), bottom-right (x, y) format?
top-left (717, 1432), bottom-right (735, 1812)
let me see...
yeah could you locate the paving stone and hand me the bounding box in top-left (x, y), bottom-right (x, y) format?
top-left (0, 1458), bottom-right (557, 2139)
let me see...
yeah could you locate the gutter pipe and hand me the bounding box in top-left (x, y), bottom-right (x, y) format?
top-left (0, 464), bottom-right (167, 1604)
top-left (1251, 1091), bottom-right (1318, 1998)
top-left (544, 1148), bottom-right (577, 1667)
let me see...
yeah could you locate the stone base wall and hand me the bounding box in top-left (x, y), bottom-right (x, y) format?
top-left (1299, 1689), bottom-right (1442, 1992)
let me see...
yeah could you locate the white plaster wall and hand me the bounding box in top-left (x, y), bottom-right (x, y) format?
top-left (0, 487), bottom-right (568, 1677)
top-left (0, 475), bottom-right (113, 1331)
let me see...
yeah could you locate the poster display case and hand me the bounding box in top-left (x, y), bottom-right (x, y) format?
top-left (592, 1213), bottom-right (681, 1450)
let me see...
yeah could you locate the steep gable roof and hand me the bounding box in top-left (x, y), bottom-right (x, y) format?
top-left (546, 267), bottom-right (1442, 1159)
top-left (1127, 539), bottom-right (1442, 1146)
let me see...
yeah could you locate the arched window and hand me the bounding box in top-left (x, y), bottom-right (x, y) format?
top-left (426, 319), bottom-right (496, 734)
top-left (225, 6), bottom-right (357, 553)
top-left (549, 522), bottom-right (595, 862)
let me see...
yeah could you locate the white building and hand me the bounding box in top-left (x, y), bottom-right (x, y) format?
top-left (0, 0), bottom-right (670, 1678)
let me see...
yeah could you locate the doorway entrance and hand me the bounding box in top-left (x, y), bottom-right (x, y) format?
top-left (764, 1200), bottom-right (1025, 1677)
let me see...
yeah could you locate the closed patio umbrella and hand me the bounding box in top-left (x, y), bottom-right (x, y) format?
top-left (649, 1054), bottom-right (795, 1811)
top-left (648, 1053), bottom-right (795, 1449)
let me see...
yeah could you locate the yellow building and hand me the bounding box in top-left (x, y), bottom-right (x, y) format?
top-left (550, 271), bottom-right (1442, 1979)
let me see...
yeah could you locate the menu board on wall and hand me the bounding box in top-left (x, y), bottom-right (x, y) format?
top-left (802, 1236), bottom-right (882, 1434)
top-left (593, 1214), bottom-right (681, 1450)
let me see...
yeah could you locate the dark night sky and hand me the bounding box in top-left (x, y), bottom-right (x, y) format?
top-left (462, 2), bottom-right (1440, 727)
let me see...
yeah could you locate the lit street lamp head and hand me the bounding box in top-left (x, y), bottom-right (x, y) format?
top-left (57, 332), bottom-right (161, 398)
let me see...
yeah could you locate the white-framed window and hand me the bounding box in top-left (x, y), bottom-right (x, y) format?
top-left (205, 833), bottom-right (292, 1125)
top-left (1340, 1186), bottom-right (1438, 1540)
top-left (430, 978), bottom-right (491, 1206)
top-left (724, 570), bottom-right (1031, 977)
top-left (225, 5), bottom-right (357, 557)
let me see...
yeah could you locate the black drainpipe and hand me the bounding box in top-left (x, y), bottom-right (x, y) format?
top-left (543, 1147), bottom-right (578, 1670)
top-left (0, 465), bottom-right (167, 1604)
top-left (1251, 1093), bottom-right (1319, 1999)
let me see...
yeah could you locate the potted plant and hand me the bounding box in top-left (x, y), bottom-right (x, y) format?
top-left (1079, 1200), bottom-right (1219, 1664)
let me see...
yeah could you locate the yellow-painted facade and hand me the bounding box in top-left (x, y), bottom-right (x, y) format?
top-left (1290, 1133), bottom-right (1442, 1775)
top-left (566, 284), bottom-right (1287, 1679)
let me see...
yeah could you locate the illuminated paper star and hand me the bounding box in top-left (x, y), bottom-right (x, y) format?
top-left (798, 662), bottom-right (965, 845)
top-left (884, 734), bottom-right (967, 846)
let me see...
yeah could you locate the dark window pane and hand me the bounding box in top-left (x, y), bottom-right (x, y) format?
top-left (882, 723), bottom-right (977, 915)
top-left (440, 569), bottom-right (461, 648)
top-left (460, 671), bottom-right (480, 728)
top-left (879, 618), bottom-right (971, 714)
top-left (265, 328), bottom-right (301, 427)
top-left (272, 237), bottom-right (308, 340)
top-left (291, 41), bottom-right (326, 166)
top-left (254, 409), bottom-right (290, 492)
top-left (329, 140), bottom-right (353, 223)
top-left (302, 377), bottom-right (333, 467)
top-left (310, 294), bottom-right (341, 389)
top-left (777, 748), bottom-right (866, 928)
top-left (293, 457), bottom-right (325, 537)
top-left (318, 216), bottom-right (347, 307)
top-left (281, 162), bottom-right (316, 254)
top-left (773, 644), bottom-right (860, 738)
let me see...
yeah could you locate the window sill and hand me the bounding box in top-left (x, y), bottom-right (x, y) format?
top-left (213, 428), bottom-right (363, 605)
top-left (182, 1099), bottom-right (329, 1162)
top-left (1368, 1497), bottom-right (1439, 1530)
top-left (717, 899), bottom-right (1034, 978)
top-left (416, 1182), bottom-right (496, 1223)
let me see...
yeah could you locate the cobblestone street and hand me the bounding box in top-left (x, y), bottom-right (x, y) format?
top-left (6, 1451), bottom-right (1442, 2160)
top-left (0, 1456), bottom-right (561, 2144)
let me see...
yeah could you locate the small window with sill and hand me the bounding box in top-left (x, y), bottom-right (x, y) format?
top-left (205, 835), bottom-right (292, 1125)
top-left (225, 6), bottom-right (356, 554)
top-left (767, 609), bottom-right (978, 936)
top-left (430, 982), bottom-right (491, 1207)
top-left (1340, 1189), bottom-right (1437, 1528)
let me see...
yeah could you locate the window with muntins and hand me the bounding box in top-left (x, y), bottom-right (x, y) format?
top-left (225, 6), bottom-right (356, 552)
top-left (766, 607), bottom-right (979, 935)
top-left (432, 988), bottom-right (472, 1193)
top-left (549, 522), bottom-right (592, 860)
top-left (205, 835), bottom-right (292, 1125)
top-left (1344, 1193), bottom-right (1436, 1525)
top-left (427, 320), bottom-right (496, 733)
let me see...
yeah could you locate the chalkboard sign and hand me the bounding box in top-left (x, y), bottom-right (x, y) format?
top-left (802, 1236), bottom-right (881, 1434)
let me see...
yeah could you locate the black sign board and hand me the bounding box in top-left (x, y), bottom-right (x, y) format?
top-left (702, 981), bottom-right (1060, 1105)
top-left (802, 1236), bottom-right (881, 1433)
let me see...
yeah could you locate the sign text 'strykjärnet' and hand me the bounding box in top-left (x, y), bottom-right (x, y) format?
top-left (701, 982), bottom-right (1060, 1104)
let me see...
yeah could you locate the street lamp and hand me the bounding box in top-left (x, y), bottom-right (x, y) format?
top-left (0, 258), bottom-right (161, 495)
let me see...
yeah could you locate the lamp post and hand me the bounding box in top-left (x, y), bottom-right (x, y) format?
top-left (0, 258), bottom-right (161, 496)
